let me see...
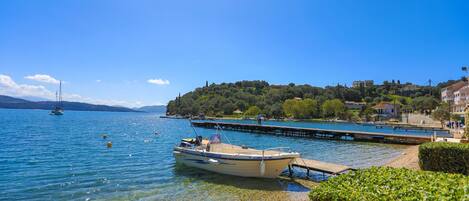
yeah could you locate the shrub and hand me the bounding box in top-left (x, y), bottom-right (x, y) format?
top-left (309, 167), bottom-right (469, 201)
top-left (244, 106), bottom-right (261, 116)
top-left (419, 142), bottom-right (469, 175)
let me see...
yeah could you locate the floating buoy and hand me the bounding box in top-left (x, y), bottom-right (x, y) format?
top-left (102, 134), bottom-right (108, 139)
top-left (154, 131), bottom-right (159, 135)
top-left (107, 141), bottom-right (112, 148)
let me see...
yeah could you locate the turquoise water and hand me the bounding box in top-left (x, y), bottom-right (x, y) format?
top-left (0, 109), bottom-right (408, 200)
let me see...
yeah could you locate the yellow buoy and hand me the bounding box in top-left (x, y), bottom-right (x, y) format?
top-left (107, 141), bottom-right (112, 148)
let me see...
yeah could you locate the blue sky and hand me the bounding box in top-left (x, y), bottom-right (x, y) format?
top-left (0, 0), bottom-right (468, 107)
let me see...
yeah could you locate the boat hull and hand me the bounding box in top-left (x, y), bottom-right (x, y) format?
top-left (50, 110), bottom-right (64, 115)
top-left (173, 149), bottom-right (295, 178)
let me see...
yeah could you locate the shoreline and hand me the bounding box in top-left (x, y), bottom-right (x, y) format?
top-left (384, 145), bottom-right (420, 170)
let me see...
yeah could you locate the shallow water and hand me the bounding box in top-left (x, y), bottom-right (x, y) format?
top-left (0, 109), bottom-right (408, 200)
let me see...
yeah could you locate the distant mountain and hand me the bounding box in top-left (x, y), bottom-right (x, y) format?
top-left (19, 96), bottom-right (52, 102)
top-left (0, 95), bottom-right (139, 112)
top-left (0, 95), bottom-right (31, 104)
top-left (135, 105), bottom-right (166, 113)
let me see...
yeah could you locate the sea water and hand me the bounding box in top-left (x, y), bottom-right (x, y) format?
top-left (0, 109), bottom-right (410, 200)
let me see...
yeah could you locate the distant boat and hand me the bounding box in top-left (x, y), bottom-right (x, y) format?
top-left (50, 81), bottom-right (64, 115)
top-left (174, 125), bottom-right (299, 178)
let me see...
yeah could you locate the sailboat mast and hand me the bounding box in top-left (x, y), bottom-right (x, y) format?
top-left (59, 81), bottom-right (62, 106)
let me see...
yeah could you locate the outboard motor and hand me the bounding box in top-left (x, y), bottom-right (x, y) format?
top-left (195, 136), bottom-right (203, 146)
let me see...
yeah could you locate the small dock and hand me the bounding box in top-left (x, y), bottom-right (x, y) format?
top-left (192, 121), bottom-right (432, 144)
top-left (289, 158), bottom-right (353, 176)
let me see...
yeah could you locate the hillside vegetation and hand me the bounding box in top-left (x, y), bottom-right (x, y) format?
top-left (167, 80), bottom-right (451, 119)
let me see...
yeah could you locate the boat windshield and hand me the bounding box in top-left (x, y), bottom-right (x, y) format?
top-left (209, 133), bottom-right (221, 144)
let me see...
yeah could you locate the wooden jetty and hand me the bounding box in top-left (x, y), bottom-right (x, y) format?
top-left (191, 121), bottom-right (432, 145)
top-left (289, 158), bottom-right (353, 176)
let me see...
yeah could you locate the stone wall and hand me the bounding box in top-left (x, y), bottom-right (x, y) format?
top-left (401, 113), bottom-right (442, 127)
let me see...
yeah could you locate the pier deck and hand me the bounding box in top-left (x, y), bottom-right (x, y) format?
top-left (290, 158), bottom-right (352, 176)
top-left (191, 121), bottom-right (432, 145)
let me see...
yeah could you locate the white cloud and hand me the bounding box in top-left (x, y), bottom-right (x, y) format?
top-left (0, 74), bottom-right (55, 99)
top-left (25, 74), bottom-right (60, 84)
top-left (147, 78), bottom-right (170, 85)
top-left (96, 80), bottom-right (101, 83)
top-left (62, 93), bottom-right (145, 108)
top-left (0, 74), bottom-right (145, 108)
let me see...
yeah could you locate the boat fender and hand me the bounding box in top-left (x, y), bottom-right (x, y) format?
top-left (208, 158), bottom-right (219, 164)
top-left (260, 160), bottom-right (265, 176)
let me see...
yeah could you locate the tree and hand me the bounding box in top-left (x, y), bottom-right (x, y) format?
top-left (412, 96), bottom-right (439, 114)
top-left (431, 103), bottom-right (450, 128)
top-left (282, 98), bottom-right (318, 119)
top-left (222, 102), bottom-right (236, 115)
top-left (344, 110), bottom-right (360, 122)
top-left (302, 98), bottom-right (319, 118)
top-left (282, 99), bottom-right (300, 118)
top-left (451, 114), bottom-right (462, 122)
top-left (269, 103), bottom-right (284, 118)
top-left (322, 99), bottom-right (346, 119)
top-left (361, 106), bottom-right (376, 122)
top-left (244, 106), bottom-right (261, 116)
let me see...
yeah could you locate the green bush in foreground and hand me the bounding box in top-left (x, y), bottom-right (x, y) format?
top-left (309, 167), bottom-right (469, 201)
top-left (419, 142), bottom-right (469, 175)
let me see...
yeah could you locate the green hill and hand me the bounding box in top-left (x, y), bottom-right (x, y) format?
top-left (166, 80), bottom-right (444, 119)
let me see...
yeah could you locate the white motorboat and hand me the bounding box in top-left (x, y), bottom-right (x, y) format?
top-left (173, 127), bottom-right (300, 178)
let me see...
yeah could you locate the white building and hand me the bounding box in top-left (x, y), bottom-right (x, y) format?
top-left (373, 102), bottom-right (400, 118)
top-left (441, 81), bottom-right (469, 113)
top-left (352, 80), bottom-right (374, 88)
top-left (345, 101), bottom-right (366, 110)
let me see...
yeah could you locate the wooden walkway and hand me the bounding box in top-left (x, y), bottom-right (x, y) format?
top-left (289, 158), bottom-right (353, 176)
top-left (192, 121), bottom-right (432, 145)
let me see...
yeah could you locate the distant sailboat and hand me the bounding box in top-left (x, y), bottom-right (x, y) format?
top-left (50, 81), bottom-right (64, 115)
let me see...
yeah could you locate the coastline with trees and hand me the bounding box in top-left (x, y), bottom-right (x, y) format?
top-left (166, 80), bottom-right (454, 124)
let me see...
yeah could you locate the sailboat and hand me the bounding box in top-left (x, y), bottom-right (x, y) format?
top-left (173, 123), bottom-right (300, 178)
top-left (50, 81), bottom-right (64, 115)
